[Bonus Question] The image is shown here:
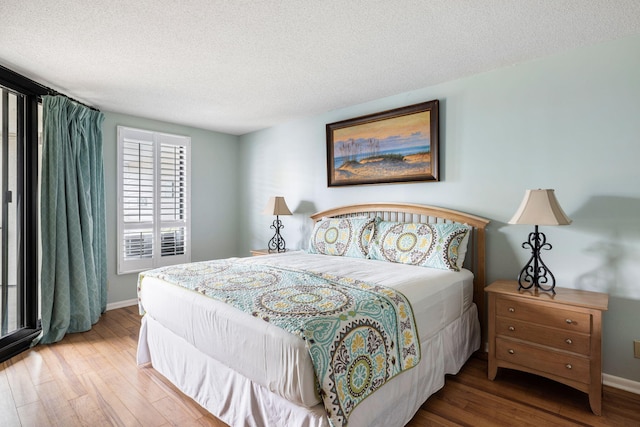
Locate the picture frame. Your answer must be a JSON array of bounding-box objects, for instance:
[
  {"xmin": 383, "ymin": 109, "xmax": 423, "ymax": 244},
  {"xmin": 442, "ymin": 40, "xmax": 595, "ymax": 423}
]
[{"xmin": 326, "ymin": 100, "xmax": 439, "ymax": 187}]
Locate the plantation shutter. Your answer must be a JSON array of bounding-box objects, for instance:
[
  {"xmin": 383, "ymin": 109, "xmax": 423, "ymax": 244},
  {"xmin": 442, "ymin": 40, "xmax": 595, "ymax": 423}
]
[
  {"xmin": 117, "ymin": 127, "xmax": 191, "ymax": 274},
  {"xmin": 159, "ymin": 138, "xmax": 187, "ymax": 258}
]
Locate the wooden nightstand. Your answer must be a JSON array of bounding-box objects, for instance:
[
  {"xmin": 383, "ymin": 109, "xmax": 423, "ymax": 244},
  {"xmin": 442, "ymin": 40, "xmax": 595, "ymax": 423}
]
[
  {"xmin": 486, "ymin": 280, "xmax": 608, "ymax": 415},
  {"xmin": 250, "ymin": 249, "xmax": 270, "ymax": 256},
  {"xmin": 250, "ymin": 249, "xmax": 289, "ymax": 256}
]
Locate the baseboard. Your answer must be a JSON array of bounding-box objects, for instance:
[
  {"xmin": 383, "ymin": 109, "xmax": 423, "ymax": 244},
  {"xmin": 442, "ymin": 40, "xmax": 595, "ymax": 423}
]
[
  {"xmin": 603, "ymin": 373, "xmax": 640, "ymax": 395},
  {"xmin": 106, "ymin": 298, "xmax": 138, "ymax": 311}
]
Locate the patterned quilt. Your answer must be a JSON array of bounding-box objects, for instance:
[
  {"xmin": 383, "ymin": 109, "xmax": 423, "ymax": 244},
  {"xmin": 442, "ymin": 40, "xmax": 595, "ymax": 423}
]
[{"xmin": 138, "ymin": 259, "xmax": 421, "ymax": 426}]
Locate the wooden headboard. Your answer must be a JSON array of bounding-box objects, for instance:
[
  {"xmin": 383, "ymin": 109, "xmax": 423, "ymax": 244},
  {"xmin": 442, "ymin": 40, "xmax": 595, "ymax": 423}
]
[{"xmin": 310, "ymin": 202, "xmax": 490, "ymax": 340}]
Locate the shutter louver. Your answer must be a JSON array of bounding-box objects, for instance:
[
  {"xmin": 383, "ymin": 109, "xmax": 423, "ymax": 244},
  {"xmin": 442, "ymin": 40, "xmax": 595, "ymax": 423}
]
[
  {"xmin": 160, "ymin": 143, "xmax": 187, "ymax": 257},
  {"xmin": 123, "ymin": 230, "xmax": 153, "ymax": 259},
  {"xmin": 160, "ymin": 228, "xmax": 185, "ymax": 256},
  {"xmin": 122, "ymin": 140, "xmax": 154, "ymax": 224},
  {"xmin": 160, "ymin": 144, "xmax": 186, "ymax": 222}
]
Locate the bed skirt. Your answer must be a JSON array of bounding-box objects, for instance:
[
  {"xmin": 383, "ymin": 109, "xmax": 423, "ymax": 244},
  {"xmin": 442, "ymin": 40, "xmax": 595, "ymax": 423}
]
[{"xmin": 137, "ymin": 303, "xmax": 480, "ymax": 427}]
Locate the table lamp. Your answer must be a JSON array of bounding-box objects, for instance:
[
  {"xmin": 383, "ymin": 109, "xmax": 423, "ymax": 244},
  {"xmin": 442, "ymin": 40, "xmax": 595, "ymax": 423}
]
[
  {"xmin": 508, "ymin": 189, "xmax": 572, "ymax": 293},
  {"xmin": 263, "ymin": 196, "xmax": 292, "ymax": 253}
]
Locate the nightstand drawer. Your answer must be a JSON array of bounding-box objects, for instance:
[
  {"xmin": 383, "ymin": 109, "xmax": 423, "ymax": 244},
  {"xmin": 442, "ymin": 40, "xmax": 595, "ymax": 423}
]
[
  {"xmin": 496, "ymin": 317, "xmax": 591, "ymax": 355},
  {"xmin": 496, "ymin": 337, "xmax": 590, "ymax": 383},
  {"xmin": 496, "ymin": 296, "xmax": 591, "ymax": 333}
]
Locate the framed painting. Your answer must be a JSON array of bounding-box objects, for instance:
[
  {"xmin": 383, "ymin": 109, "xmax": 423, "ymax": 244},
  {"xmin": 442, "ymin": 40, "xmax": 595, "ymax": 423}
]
[{"xmin": 326, "ymin": 100, "xmax": 439, "ymax": 187}]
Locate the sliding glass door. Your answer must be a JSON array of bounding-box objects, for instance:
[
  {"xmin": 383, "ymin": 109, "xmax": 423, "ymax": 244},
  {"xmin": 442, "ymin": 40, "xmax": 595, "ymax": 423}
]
[
  {"xmin": 0, "ymin": 89, "xmax": 20, "ymax": 338},
  {"xmin": 0, "ymin": 67, "xmax": 42, "ymax": 362}
]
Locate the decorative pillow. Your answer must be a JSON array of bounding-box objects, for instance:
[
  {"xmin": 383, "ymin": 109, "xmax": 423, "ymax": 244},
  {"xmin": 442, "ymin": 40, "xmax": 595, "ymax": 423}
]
[
  {"xmin": 456, "ymin": 230, "xmax": 471, "ymax": 270},
  {"xmin": 368, "ymin": 221, "xmax": 471, "ymax": 271},
  {"xmin": 307, "ymin": 216, "xmax": 377, "ymax": 258}
]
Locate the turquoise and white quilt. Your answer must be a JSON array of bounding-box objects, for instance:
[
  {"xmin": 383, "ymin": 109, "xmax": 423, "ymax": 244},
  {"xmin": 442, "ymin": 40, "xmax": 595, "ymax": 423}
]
[{"xmin": 138, "ymin": 260, "xmax": 421, "ymax": 427}]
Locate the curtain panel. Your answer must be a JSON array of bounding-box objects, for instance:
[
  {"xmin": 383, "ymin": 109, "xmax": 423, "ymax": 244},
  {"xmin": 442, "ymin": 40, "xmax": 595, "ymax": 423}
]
[{"xmin": 39, "ymin": 95, "xmax": 106, "ymax": 344}]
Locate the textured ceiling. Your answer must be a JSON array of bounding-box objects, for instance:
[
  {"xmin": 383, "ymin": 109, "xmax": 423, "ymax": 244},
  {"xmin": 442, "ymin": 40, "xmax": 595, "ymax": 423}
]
[{"xmin": 2, "ymin": 1, "xmax": 640, "ymax": 135}]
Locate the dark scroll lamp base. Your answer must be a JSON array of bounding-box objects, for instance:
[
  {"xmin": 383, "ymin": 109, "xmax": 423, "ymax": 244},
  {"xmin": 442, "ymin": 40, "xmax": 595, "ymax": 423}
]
[
  {"xmin": 268, "ymin": 215, "xmax": 287, "ymax": 253},
  {"xmin": 517, "ymin": 225, "xmax": 556, "ymax": 294}
]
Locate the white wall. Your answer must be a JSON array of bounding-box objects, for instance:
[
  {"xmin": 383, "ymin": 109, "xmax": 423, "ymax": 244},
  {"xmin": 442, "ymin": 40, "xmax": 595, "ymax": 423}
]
[
  {"xmin": 102, "ymin": 112, "xmax": 240, "ymax": 304},
  {"xmin": 239, "ymin": 35, "xmax": 640, "ymax": 382}
]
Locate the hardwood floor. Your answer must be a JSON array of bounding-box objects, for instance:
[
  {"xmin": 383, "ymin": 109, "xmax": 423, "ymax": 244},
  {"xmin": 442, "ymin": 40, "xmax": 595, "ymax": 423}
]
[
  {"xmin": 413, "ymin": 358, "xmax": 640, "ymax": 427},
  {"xmin": 1, "ymin": 306, "xmax": 227, "ymax": 427},
  {"xmin": 1, "ymin": 306, "xmax": 639, "ymax": 426}
]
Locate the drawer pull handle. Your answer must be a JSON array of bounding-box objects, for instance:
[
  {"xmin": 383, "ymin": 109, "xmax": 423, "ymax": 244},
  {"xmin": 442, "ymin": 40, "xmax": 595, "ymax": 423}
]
[
  {"xmin": 566, "ymin": 363, "xmax": 572, "ymax": 369},
  {"xmin": 508, "ymin": 326, "xmax": 515, "ymax": 332},
  {"xmin": 508, "ymin": 349, "xmax": 515, "ymax": 355},
  {"xmin": 565, "ymin": 319, "xmax": 573, "ymax": 324},
  {"xmin": 508, "ymin": 307, "xmax": 515, "ymax": 313},
  {"xmin": 565, "ymin": 338, "xmax": 573, "ymax": 345}
]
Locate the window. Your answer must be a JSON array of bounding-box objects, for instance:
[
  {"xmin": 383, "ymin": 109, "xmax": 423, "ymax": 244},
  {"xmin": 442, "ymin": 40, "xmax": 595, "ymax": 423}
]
[{"xmin": 117, "ymin": 126, "xmax": 191, "ymax": 274}]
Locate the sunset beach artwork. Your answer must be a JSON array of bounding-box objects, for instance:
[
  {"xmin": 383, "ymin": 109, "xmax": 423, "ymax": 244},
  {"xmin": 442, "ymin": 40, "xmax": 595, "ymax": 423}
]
[{"xmin": 326, "ymin": 100, "xmax": 439, "ymax": 186}]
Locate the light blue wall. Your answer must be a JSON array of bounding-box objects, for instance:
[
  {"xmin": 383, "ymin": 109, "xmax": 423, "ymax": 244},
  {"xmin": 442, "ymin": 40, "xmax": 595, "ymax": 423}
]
[
  {"xmin": 239, "ymin": 35, "xmax": 640, "ymax": 381},
  {"xmin": 102, "ymin": 112, "xmax": 240, "ymax": 304}
]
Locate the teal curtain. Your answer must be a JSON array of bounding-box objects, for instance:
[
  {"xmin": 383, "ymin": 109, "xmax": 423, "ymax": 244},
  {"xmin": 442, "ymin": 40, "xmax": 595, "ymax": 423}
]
[{"xmin": 39, "ymin": 95, "xmax": 106, "ymax": 344}]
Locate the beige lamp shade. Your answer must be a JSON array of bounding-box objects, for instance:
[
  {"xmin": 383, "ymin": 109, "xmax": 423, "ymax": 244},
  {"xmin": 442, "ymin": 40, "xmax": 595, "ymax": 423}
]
[
  {"xmin": 508, "ymin": 189, "xmax": 572, "ymax": 226},
  {"xmin": 263, "ymin": 196, "xmax": 292, "ymax": 216}
]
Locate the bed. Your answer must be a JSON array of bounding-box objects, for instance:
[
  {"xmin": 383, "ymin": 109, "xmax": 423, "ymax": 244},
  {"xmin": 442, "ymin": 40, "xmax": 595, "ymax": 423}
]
[{"xmin": 137, "ymin": 202, "xmax": 490, "ymax": 426}]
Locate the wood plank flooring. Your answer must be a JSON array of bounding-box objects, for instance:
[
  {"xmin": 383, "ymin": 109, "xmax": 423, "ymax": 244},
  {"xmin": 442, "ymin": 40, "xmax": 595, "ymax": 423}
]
[
  {"xmin": 1, "ymin": 306, "xmax": 638, "ymax": 426},
  {"xmin": 414, "ymin": 358, "xmax": 640, "ymax": 427}
]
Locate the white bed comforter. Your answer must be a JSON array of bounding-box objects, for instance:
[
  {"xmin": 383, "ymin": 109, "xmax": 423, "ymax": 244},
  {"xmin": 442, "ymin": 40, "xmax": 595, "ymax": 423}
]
[{"xmin": 137, "ymin": 251, "xmax": 474, "ymax": 408}]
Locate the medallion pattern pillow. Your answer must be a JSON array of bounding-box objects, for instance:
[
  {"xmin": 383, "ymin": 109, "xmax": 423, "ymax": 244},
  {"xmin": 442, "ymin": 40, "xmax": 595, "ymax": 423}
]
[
  {"xmin": 308, "ymin": 217, "xmax": 376, "ymax": 258},
  {"xmin": 368, "ymin": 221, "xmax": 471, "ymax": 271}
]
